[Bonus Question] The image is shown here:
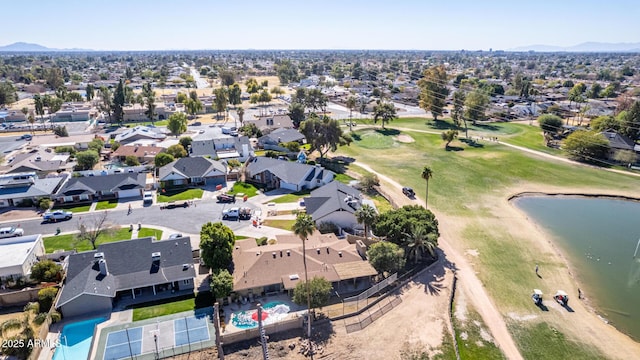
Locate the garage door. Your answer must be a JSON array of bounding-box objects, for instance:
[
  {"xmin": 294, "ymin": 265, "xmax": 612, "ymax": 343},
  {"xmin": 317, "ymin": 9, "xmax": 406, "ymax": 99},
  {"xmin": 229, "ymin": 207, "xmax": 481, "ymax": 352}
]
[{"xmin": 117, "ymin": 189, "xmax": 142, "ymax": 198}]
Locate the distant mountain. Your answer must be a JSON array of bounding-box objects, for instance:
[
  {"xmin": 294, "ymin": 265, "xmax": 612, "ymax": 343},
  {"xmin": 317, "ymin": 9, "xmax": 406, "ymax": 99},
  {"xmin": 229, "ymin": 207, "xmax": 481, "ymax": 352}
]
[
  {"xmin": 0, "ymin": 42, "xmax": 92, "ymax": 52},
  {"xmin": 509, "ymin": 42, "xmax": 640, "ymax": 53}
]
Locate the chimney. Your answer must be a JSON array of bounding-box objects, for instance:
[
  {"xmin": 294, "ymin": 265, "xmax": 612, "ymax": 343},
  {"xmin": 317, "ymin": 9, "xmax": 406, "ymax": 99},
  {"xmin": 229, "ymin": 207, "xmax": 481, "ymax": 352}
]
[{"xmin": 98, "ymin": 259, "xmax": 109, "ymax": 276}]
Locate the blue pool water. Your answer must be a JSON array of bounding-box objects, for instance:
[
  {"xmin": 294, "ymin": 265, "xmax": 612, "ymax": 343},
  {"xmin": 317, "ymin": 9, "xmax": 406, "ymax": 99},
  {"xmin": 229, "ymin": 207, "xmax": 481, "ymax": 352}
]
[
  {"xmin": 53, "ymin": 317, "xmax": 106, "ymax": 360},
  {"xmin": 230, "ymin": 301, "xmax": 291, "ymax": 329}
]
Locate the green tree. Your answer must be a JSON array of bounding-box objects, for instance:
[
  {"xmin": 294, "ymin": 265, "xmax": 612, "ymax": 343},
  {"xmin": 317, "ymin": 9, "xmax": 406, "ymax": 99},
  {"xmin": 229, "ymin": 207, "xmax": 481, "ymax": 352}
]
[
  {"xmin": 418, "ymin": 65, "xmax": 449, "ymax": 120},
  {"xmin": 213, "ymin": 87, "xmax": 228, "ymax": 119},
  {"xmin": 199, "ymin": 222, "xmax": 235, "ymax": 271},
  {"xmin": 292, "ymin": 213, "xmax": 316, "ymax": 340},
  {"xmin": 464, "ymin": 90, "xmax": 490, "ymax": 125},
  {"xmin": 228, "ymin": 83, "xmax": 242, "ymax": 107},
  {"xmin": 374, "ymin": 205, "xmax": 439, "ymax": 246},
  {"xmin": 537, "ymin": 114, "xmax": 563, "ymax": 134},
  {"xmin": 88, "ymin": 138, "xmax": 104, "ymax": 152},
  {"xmin": 372, "ymin": 102, "xmax": 397, "ymax": 129},
  {"xmin": 184, "ymin": 98, "xmax": 203, "ymax": 117},
  {"xmin": 440, "ymin": 130, "xmax": 458, "ymax": 149},
  {"xmin": 30, "ymin": 260, "xmax": 63, "ymax": 283},
  {"xmin": 167, "ymin": 112, "xmax": 188, "ymax": 138},
  {"xmin": 619, "ymin": 101, "xmax": 640, "ymax": 141},
  {"xmin": 359, "ymin": 173, "xmax": 379, "ymax": 193},
  {"xmin": 219, "ymin": 71, "xmax": 235, "ymax": 87},
  {"xmin": 563, "ymin": 130, "xmax": 609, "ymax": 162},
  {"xmin": 179, "ymin": 136, "xmax": 192, "ymax": 150},
  {"xmin": 0, "ymin": 81, "xmax": 17, "ymax": 106},
  {"xmin": 288, "ymin": 102, "xmax": 306, "ymax": 128},
  {"xmin": 85, "ymin": 84, "xmax": 95, "ymax": 101},
  {"xmin": 613, "ymin": 150, "xmax": 638, "ymax": 167},
  {"xmin": 113, "ymin": 79, "xmax": 126, "ymax": 124},
  {"xmin": 277, "ymin": 60, "xmax": 299, "ymax": 84},
  {"xmin": 568, "ymin": 83, "xmax": 586, "ymax": 108},
  {"xmin": 53, "ymin": 126, "xmax": 69, "ymax": 137},
  {"xmin": 142, "ymin": 82, "xmax": 156, "ymax": 123},
  {"xmin": 404, "ymin": 224, "xmax": 438, "ymax": 264},
  {"xmin": 239, "ymin": 123, "xmax": 262, "ymax": 138},
  {"xmin": 245, "ymin": 78, "xmax": 260, "ymax": 94},
  {"xmin": 98, "ymin": 87, "xmax": 114, "ymax": 123},
  {"xmin": 124, "ymin": 155, "xmax": 140, "ymax": 166},
  {"xmin": 345, "ymin": 95, "xmax": 357, "ymax": 131},
  {"xmin": 75, "ymin": 150, "xmax": 99, "ymax": 170},
  {"xmin": 210, "ymin": 269, "xmax": 234, "ymax": 300},
  {"xmin": 176, "ymin": 92, "xmax": 188, "ymax": 104},
  {"xmin": 237, "ymin": 106, "xmax": 245, "ymax": 126},
  {"xmin": 452, "ymin": 90, "xmax": 466, "ymax": 131},
  {"xmin": 33, "ymin": 94, "xmax": 45, "ymax": 122},
  {"xmin": 270, "ymin": 86, "xmax": 284, "ymax": 99},
  {"xmin": 299, "ymin": 115, "xmax": 352, "ymax": 160},
  {"xmin": 590, "ymin": 115, "xmax": 619, "ymax": 133},
  {"xmin": 421, "ymin": 166, "xmax": 433, "ymax": 209},
  {"xmin": 166, "ymin": 144, "xmax": 187, "ymax": 158},
  {"xmin": 281, "ymin": 141, "xmax": 300, "ymax": 152},
  {"xmin": 292, "ymin": 277, "xmax": 332, "ymax": 311},
  {"xmin": 355, "ymin": 204, "xmax": 377, "ymax": 240},
  {"xmin": 587, "ymin": 83, "xmax": 602, "ymax": 99},
  {"xmin": 37, "ymin": 287, "xmax": 59, "ymax": 312},
  {"xmin": 367, "ymin": 241, "xmax": 405, "ymax": 276},
  {"xmin": 154, "ymin": 153, "xmax": 175, "ymax": 168}
]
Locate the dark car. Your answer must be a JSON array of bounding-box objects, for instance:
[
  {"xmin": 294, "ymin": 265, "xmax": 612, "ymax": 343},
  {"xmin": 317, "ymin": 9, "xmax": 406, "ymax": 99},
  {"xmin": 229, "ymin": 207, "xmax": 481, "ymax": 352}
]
[
  {"xmin": 216, "ymin": 194, "xmax": 236, "ymax": 203},
  {"xmin": 402, "ymin": 187, "xmax": 415, "ymax": 197}
]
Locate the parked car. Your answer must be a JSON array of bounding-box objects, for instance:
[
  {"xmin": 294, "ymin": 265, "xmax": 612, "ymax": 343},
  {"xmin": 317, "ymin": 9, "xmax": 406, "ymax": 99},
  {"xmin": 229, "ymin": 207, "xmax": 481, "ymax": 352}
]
[
  {"xmin": 168, "ymin": 233, "xmax": 183, "ymax": 239},
  {"xmin": 143, "ymin": 191, "xmax": 154, "ymax": 204},
  {"xmin": 20, "ymin": 134, "xmax": 32, "ymax": 140},
  {"xmin": 216, "ymin": 194, "xmax": 236, "ymax": 203},
  {"xmin": 402, "ymin": 187, "xmax": 415, "ymax": 197},
  {"xmin": 43, "ymin": 210, "xmax": 73, "ymax": 222},
  {"xmin": 165, "ymin": 201, "xmax": 189, "ymax": 209},
  {"xmin": 238, "ymin": 207, "xmax": 252, "ymax": 220},
  {"xmin": 222, "ymin": 207, "xmax": 240, "ymax": 220},
  {"xmin": 0, "ymin": 226, "xmax": 24, "ymax": 238}
]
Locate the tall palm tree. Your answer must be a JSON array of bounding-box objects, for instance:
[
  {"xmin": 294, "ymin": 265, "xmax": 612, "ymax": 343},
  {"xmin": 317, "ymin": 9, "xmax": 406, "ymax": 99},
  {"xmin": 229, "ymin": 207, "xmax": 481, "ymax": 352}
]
[
  {"xmin": 237, "ymin": 106, "xmax": 245, "ymax": 127},
  {"xmin": 404, "ymin": 224, "xmax": 437, "ymax": 264},
  {"xmin": 346, "ymin": 96, "xmax": 357, "ymax": 132},
  {"xmin": 355, "ymin": 204, "xmax": 377, "ymax": 240},
  {"xmin": 421, "ymin": 166, "xmax": 433, "ymax": 209},
  {"xmin": 292, "ymin": 213, "xmax": 316, "ymax": 341}
]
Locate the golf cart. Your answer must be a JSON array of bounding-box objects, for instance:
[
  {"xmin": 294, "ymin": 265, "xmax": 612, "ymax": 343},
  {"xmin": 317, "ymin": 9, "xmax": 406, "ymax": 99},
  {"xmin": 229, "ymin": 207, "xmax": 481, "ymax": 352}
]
[
  {"xmin": 532, "ymin": 289, "xmax": 543, "ymax": 305},
  {"xmin": 554, "ymin": 290, "xmax": 569, "ymax": 306}
]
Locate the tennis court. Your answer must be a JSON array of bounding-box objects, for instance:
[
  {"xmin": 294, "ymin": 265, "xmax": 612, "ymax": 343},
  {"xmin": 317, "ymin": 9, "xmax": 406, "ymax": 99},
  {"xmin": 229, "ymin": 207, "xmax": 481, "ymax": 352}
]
[{"xmin": 100, "ymin": 312, "xmax": 212, "ymax": 360}]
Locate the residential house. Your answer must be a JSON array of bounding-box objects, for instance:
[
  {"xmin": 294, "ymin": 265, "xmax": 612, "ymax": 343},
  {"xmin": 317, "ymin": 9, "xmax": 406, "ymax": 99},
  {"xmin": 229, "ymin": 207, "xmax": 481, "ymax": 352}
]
[
  {"xmin": 114, "ymin": 126, "xmax": 167, "ymax": 144},
  {"xmin": 2, "ymin": 150, "xmax": 75, "ymax": 177},
  {"xmin": 257, "ymin": 128, "xmax": 306, "ymax": 150},
  {"xmin": 158, "ymin": 157, "xmax": 226, "ymax": 188},
  {"xmin": 601, "ymin": 130, "xmax": 638, "ymax": 162},
  {"xmin": 0, "ymin": 235, "xmax": 45, "ymax": 281},
  {"xmin": 122, "ymin": 103, "xmax": 172, "ymax": 122},
  {"xmin": 0, "ymin": 172, "xmax": 66, "ymax": 207},
  {"xmin": 245, "ymin": 156, "xmax": 334, "ymax": 191},
  {"xmin": 249, "ymin": 114, "xmax": 294, "ymax": 132},
  {"xmin": 56, "ymin": 237, "xmax": 196, "ymax": 317},
  {"xmin": 111, "ymin": 144, "xmax": 164, "ymax": 164},
  {"xmin": 55, "ymin": 172, "xmax": 146, "ymax": 204},
  {"xmin": 304, "ymin": 181, "xmax": 375, "ymax": 231},
  {"xmin": 231, "ymin": 231, "xmax": 376, "ymax": 298},
  {"xmin": 190, "ymin": 135, "xmax": 253, "ymax": 162}
]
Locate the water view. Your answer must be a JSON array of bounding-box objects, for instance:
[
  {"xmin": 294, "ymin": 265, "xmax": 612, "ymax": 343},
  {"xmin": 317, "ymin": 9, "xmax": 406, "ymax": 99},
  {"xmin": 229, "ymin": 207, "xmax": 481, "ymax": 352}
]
[{"xmin": 513, "ymin": 196, "xmax": 640, "ymax": 340}]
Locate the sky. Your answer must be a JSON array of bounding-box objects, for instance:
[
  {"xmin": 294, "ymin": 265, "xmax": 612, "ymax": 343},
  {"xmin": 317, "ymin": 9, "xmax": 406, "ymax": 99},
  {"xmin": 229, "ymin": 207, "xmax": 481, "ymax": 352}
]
[{"xmin": 3, "ymin": 0, "xmax": 640, "ymax": 51}]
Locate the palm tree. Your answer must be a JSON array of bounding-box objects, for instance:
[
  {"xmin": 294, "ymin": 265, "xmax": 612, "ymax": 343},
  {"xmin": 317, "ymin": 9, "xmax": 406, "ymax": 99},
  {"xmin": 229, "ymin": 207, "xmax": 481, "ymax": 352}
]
[
  {"xmin": 346, "ymin": 96, "xmax": 357, "ymax": 132},
  {"xmin": 404, "ymin": 224, "xmax": 437, "ymax": 264},
  {"xmin": 237, "ymin": 106, "xmax": 245, "ymax": 127},
  {"xmin": 292, "ymin": 213, "xmax": 316, "ymax": 341},
  {"xmin": 421, "ymin": 166, "xmax": 433, "ymax": 209},
  {"xmin": 355, "ymin": 204, "xmax": 377, "ymax": 240}
]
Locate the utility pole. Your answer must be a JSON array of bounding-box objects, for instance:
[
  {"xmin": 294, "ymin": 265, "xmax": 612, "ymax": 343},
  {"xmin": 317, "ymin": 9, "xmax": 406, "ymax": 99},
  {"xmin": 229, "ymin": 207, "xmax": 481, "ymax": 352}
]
[{"xmin": 214, "ymin": 302, "xmax": 225, "ymax": 360}]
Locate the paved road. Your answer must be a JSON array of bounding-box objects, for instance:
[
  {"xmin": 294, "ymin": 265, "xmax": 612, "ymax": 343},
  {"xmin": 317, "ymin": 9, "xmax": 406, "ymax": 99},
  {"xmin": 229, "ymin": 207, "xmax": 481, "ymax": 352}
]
[{"xmin": 0, "ymin": 135, "xmax": 27, "ymax": 154}]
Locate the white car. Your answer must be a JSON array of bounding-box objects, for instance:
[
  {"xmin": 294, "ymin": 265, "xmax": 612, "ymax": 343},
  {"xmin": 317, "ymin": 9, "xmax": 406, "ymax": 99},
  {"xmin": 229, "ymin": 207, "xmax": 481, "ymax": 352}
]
[
  {"xmin": 143, "ymin": 191, "xmax": 154, "ymax": 204},
  {"xmin": 0, "ymin": 226, "xmax": 24, "ymax": 238},
  {"xmin": 43, "ymin": 210, "xmax": 73, "ymax": 222}
]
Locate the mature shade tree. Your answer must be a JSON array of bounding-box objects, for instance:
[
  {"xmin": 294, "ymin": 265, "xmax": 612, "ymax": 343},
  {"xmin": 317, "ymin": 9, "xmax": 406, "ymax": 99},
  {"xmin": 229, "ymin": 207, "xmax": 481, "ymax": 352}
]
[
  {"xmin": 154, "ymin": 152, "xmax": 175, "ymax": 168},
  {"xmin": 372, "ymin": 101, "xmax": 397, "ymax": 129},
  {"xmin": 184, "ymin": 98, "xmax": 203, "ymax": 117},
  {"xmin": 441, "ymin": 130, "xmax": 458, "ymax": 149},
  {"xmin": 245, "ymin": 78, "xmax": 260, "ymax": 94},
  {"xmin": 142, "ymin": 82, "xmax": 156, "ymax": 123},
  {"xmin": 33, "ymin": 94, "xmax": 45, "ymax": 122},
  {"xmin": 98, "ymin": 87, "xmax": 114, "ymax": 123},
  {"xmin": 563, "ymin": 130, "xmax": 609, "ymax": 162},
  {"xmin": 568, "ymin": 83, "xmax": 586, "ymax": 108},
  {"xmin": 88, "ymin": 138, "xmax": 104, "ymax": 152},
  {"xmin": 236, "ymin": 106, "xmax": 245, "ymax": 126},
  {"xmin": 421, "ymin": 166, "xmax": 433, "ymax": 209},
  {"xmin": 166, "ymin": 144, "xmax": 187, "ymax": 158},
  {"xmin": 219, "ymin": 71, "xmax": 235, "ymax": 87},
  {"xmin": 292, "ymin": 213, "xmax": 316, "ymax": 340},
  {"xmin": 451, "ymin": 90, "xmax": 466, "ymax": 130},
  {"xmin": 270, "ymin": 86, "xmax": 284, "ymax": 99},
  {"xmin": 587, "ymin": 83, "xmax": 602, "ymax": 99},
  {"xmin": 167, "ymin": 112, "xmax": 188, "ymax": 138},
  {"xmin": 367, "ymin": 241, "xmax": 405, "ymax": 276},
  {"xmin": 30, "ymin": 260, "xmax": 63, "ymax": 283},
  {"xmin": 537, "ymin": 114, "xmax": 563, "ymax": 134},
  {"xmin": 124, "ymin": 156, "xmax": 140, "ymax": 166},
  {"xmin": 292, "ymin": 277, "xmax": 332, "ymax": 311},
  {"xmin": 239, "ymin": 123, "xmax": 262, "ymax": 138},
  {"xmin": 289, "ymin": 102, "xmax": 306, "ymax": 128},
  {"xmin": 210, "ymin": 269, "xmax": 234, "ymax": 300},
  {"xmin": 418, "ymin": 65, "xmax": 449, "ymax": 120},
  {"xmin": 276, "ymin": 60, "xmax": 299, "ymax": 85},
  {"xmin": 358, "ymin": 173, "xmax": 379, "ymax": 193},
  {"xmin": 258, "ymin": 89, "xmax": 273, "ymax": 111},
  {"xmin": 619, "ymin": 101, "xmax": 640, "ymax": 141},
  {"xmin": 345, "ymin": 95, "xmax": 357, "ymax": 131},
  {"xmin": 38, "ymin": 287, "xmax": 59, "ymax": 313},
  {"xmin": 199, "ymin": 222, "xmax": 235, "ymax": 271},
  {"xmin": 66, "ymin": 92, "xmax": 84, "ymax": 102},
  {"xmin": 374, "ymin": 205, "xmax": 439, "ymax": 246},
  {"xmin": 404, "ymin": 224, "xmax": 438, "ymax": 264},
  {"xmin": 590, "ymin": 115, "xmax": 620, "ymax": 133},
  {"xmin": 75, "ymin": 150, "xmax": 99, "ymax": 170},
  {"xmin": 176, "ymin": 92, "xmax": 188, "ymax": 104},
  {"xmin": 464, "ymin": 90, "xmax": 490, "ymax": 125},
  {"xmin": 53, "ymin": 125, "xmax": 69, "ymax": 137},
  {"xmin": 113, "ymin": 79, "xmax": 126, "ymax": 124},
  {"xmin": 228, "ymin": 83, "xmax": 242, "ymax": 107},
  {"xmin": 0, "ymin": 81, "xmax": 18, "ymax": 106},
  {"xmin": 179, "ymin": 136, "xmax": 192, "ymax": 150},
  {"xmin": 299, "ymin": 115, "xmax": 352, "ymax": 160},
  {"xmin": 76, "ymin": 211, "xmax": 113, "ymax": 249},
  {"xmin": 355, "ymin": 204, "xmax": 377, "ymax": 240},
  {"xmin": 85, "ymin": 84, "xmax": 95, "ymax": 101},
  {"xmin": 305, "ymin": 88, "xmax": 327, "ymax": 113},
  {"xmin": 213, "ymin": 87, "xmax": 228, "ymax": 119},
  {"xmin": 45, "ymin": 67, "xmax": 64, "ymax": 90},
  {"xmin": 613, "ymin": 150, "xmax": 638, "ymax": 167}
]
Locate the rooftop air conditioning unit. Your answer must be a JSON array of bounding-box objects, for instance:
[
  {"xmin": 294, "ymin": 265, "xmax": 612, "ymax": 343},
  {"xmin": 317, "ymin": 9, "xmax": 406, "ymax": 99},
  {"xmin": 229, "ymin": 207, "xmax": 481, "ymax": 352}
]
[
  {"xmin": 151, "ymin": 252, "xmax": 161, "ymax": 261},
  {"xmin": 289, "ymin": 274, "xmax": 299, "ymax": 280}
]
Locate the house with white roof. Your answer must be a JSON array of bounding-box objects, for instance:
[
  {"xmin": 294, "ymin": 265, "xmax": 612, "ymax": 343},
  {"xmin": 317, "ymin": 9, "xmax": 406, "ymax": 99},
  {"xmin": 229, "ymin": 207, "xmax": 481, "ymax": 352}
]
[{"xmin": 0, "ymin": 235, "xmax": 45, "ymax": 281}]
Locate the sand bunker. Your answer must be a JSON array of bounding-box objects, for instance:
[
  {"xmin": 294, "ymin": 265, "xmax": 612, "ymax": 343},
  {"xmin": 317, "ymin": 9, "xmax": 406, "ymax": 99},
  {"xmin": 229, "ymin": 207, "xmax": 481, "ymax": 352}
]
[{"xmin": 395, "ymin": 134, "xmax": 415, "ymax": 143}]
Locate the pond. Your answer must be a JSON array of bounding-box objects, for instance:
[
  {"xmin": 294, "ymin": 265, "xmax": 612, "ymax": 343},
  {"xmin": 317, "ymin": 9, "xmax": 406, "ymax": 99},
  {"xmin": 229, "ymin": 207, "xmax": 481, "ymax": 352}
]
[{"xmin": 513, "ymin": 196, "xmax": 640, "ymax": 340}]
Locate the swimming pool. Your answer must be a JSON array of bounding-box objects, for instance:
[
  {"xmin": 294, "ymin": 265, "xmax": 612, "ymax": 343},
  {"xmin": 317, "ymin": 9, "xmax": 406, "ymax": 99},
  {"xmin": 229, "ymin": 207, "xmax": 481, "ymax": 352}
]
[
  {"xmin": 230, "ymin": 301, "xmax": 291, "ymax": 329},
  {"xmin": 53, "ymin": 317, "xmax": 106, "ymax": 360}
]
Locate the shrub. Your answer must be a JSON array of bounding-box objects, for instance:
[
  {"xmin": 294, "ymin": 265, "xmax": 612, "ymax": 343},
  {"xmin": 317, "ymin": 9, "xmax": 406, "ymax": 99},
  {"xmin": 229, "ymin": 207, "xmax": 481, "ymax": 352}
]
[
  {"xmin": 39, "ymin": 198, "xmax": 52, "ymax": 211},
  {"xmin": 50, "ymin": 311, "xmax": 61, "ymax": 323},
  {"xmin": 53, "ymin": 125, "xmax": 68, "ymax": 137},
  {"xmin": 124, "ymin": 155, "xmax": 140, "ymax": 166},
  {"xmin": 24, "ymin": 302, "xmax": 39, "ymax": 314},
  {"xmin": 17, "ymin": 198, "xmax": 34, "ymax": 207},
  {"xmin": 55, "ymin": 145, "xmax": 76, "ymax": 155},
  {"xmin": 37, "ymin": 287, "xmax": 58, "ymax": 313},
  {"xmin": 257, "ymin": 237, "xmax": 268, "ymax": 246},
  {"xmin": 267, "ymin": 238, "xmax": 277, "ymax": 245},
  {"xmin": 33, "ymin": 313, "xmax": 48, "ymax": 325},
  {"xmin": 31, "ymin": 260, "xmax": 63, "ymax": 283}
]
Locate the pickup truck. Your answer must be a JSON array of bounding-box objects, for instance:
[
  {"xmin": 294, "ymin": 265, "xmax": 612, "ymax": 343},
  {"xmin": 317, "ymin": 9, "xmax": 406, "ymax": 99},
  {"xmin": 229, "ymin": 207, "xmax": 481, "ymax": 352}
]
[
  {"xmin": 217, "ymin": 194, "xmax": 236, "ymax": 203},
  {"xmin": 222, "ymin": 207, "xmax": 240, "ymax": 220}
]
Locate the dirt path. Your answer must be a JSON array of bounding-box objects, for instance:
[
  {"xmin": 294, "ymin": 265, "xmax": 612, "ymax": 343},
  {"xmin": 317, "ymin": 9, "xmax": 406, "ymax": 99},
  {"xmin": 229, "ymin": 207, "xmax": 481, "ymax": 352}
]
[{"xmin": 355, "ymin": 162, "xmax": 524, "ymax": 360}]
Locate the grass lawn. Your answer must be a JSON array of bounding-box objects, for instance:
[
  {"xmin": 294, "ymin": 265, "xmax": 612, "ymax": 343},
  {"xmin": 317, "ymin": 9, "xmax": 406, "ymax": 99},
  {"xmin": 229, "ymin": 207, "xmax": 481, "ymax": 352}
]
[
  {"xmin": 157, "ymin": 188, "xmax": 203, "ymax": 203},
  {"xmin": 367, "ymin": 192, "xmax": 393, "ymax": 214},
  {"xmin": 262, "ymin": 219, "xmax": 295, "ymax": 231},
  {"xmin": 95, "ymin": 199, "xmax": 118, "ymax": 210},
  {"xmin": 43, "ymin": 227, "xmax": 133, "ymax": 253},
  {"xmin": 334, "ymin": 173, "xmax": 355, "ymax": 184},
  {"xmin": 132, "ymin": 292, "xmax": 213, "ymax": 321},
  {"xmin": 52, "ymin": 204, "xmax": 91, "ymax": 213},
  {"xmin": 138, "ymin": 227, "xmax": 163, "ymax": 240},
  {"xmin": 334, "ymin": 126, "xmax": 640, "ymax": 357},
  {"xmin": 269, "ymin": 189, "xmax": 312, "ymax": 204},
  {"xmin": 452, "ymin": 302, "xmax": 506, "ymax": 360},
  {"xmin": 228, "ymin": 182, "xmax": 259, "ymax": 197}
]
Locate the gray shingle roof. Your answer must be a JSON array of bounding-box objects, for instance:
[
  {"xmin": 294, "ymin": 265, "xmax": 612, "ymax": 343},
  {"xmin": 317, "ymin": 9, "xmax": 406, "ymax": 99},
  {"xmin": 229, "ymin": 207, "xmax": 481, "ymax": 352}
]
[
  {"xmin": 58, "ymin": 173, "xmax": 146, "ymax": 196},
  {"xmin": 0, "ymin": 177, "xmax": 64, "ymax": 200},
  {"xmin": 304, "ymin": 182, "xmax": 362, "ymax": 220},
  {"xmin": 56, "ymin": 237, "xmax": 195, "ymax": 308},
  {"xmin": 246, "ymin": 157, "xmax": 334, "ymax": 185},
  {"xmin": 601, "ymin": 131, "xmax": 636, "ymax": 151},
  {"xmin": 258, "ymin": 128, "xmax": 305, "ymax": 145},
  {"xmin": 158, "ymin": 157, "xmax": 226, "ymax": 180}
]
